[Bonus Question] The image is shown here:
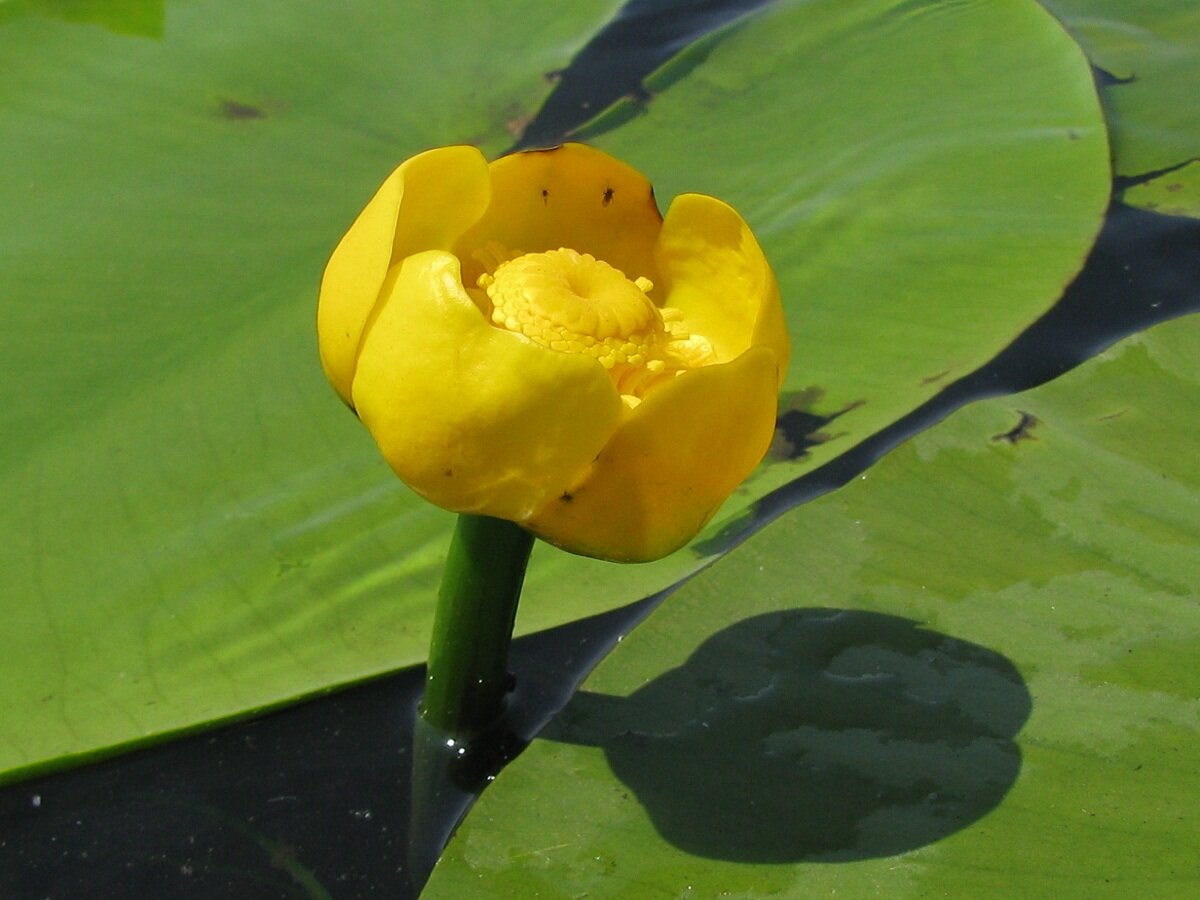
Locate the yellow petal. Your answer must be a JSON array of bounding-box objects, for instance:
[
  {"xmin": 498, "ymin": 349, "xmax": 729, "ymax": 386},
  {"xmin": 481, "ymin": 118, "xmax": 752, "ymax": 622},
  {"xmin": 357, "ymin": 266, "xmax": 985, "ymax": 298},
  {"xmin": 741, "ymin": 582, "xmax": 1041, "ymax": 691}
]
[
  {"xmin": 318, "ymin": 145, "xmax": 491, "ymax": 405},
  {"xmin": 351, "ymin": 250, "xmax": 623, "ymax": 521},
  {"xmin": 525, "ymin": 346, "xmax": 782, "ymax": 562},
  {"xmin": 454, "ymin": 143, "xmax": 663, "ymax": 289},
  {"xmin": 656, "ymin": 193, "xmax": 790, "ymax": 385}
]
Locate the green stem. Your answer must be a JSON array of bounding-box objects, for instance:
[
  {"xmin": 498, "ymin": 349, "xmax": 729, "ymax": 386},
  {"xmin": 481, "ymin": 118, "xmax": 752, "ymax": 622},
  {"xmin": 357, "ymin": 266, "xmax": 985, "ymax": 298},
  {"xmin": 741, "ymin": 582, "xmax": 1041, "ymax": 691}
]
[{"xmin": 420, "ymin": 514, "xmax": 534, "ymax": 737}]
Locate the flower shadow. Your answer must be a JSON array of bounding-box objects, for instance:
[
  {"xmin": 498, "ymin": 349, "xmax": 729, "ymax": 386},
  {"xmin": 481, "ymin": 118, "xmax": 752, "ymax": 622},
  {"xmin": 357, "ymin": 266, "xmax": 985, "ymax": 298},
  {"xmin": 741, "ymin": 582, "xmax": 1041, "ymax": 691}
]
[{"xmin": 543, "ymin": 607, "xmax": 1031, "ymax": 863}]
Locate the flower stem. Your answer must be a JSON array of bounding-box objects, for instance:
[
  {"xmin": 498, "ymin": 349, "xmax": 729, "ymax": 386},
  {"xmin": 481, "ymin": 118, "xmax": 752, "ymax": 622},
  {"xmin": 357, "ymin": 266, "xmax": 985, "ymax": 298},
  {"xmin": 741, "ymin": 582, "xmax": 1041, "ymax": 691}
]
[{"xmin": 420, "ymin": 514, "xmax": 534, "ymax": 737}]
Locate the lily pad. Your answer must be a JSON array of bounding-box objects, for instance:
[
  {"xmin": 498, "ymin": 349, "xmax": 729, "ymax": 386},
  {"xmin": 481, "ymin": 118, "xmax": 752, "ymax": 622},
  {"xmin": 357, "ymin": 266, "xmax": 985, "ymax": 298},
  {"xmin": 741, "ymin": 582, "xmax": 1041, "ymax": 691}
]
[
  {"xmin": 1042, "ymin": 0, "xmax": 1200, "ymax": 176},
  {"xmin": 0, "ymin": 0, "xmax": 1108, "ymax": 782},
  {"xmin": 1121, "ymin": 160, "xmax": 1200, "ymax": 218},
  {"xmin": 0, "ymin": 0, "xmax": 165, "ymax": 37},
  {"xmin": 427, "ymin": 312, "xmax": 1200, "ymax": 899}
]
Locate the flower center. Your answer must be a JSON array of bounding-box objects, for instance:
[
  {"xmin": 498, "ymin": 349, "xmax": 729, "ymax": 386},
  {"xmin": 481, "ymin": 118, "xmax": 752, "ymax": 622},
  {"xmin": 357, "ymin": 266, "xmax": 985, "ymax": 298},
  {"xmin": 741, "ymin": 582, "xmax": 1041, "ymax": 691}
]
[{"xmin": 478, "ymin": 247, "xmax": 714, "ymax": 402}]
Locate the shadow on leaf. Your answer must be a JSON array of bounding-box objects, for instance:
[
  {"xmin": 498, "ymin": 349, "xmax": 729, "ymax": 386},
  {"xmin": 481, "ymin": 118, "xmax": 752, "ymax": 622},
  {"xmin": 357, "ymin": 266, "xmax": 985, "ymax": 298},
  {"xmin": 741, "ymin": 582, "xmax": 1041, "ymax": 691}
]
[{"xmin": 544, "ymin": 607, "xmax": 1030, "ymax": 863}]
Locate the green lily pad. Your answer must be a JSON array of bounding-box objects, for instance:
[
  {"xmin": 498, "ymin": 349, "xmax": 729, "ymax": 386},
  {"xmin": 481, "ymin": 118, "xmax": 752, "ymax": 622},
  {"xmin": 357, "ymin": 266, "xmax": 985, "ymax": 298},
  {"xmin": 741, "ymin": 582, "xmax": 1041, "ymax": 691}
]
[
  {"xmin": 1121, "ymin": 160, "xmax": 1200, "ymax": 218},
  {"xmin": 1042, "ymin": 0, "xmax": 1200, "ymax": 176},
  {"xmin": 0, "ymin": 0, "xmax": 1108, "ymax": 783},
  {"xmin": 0, "ymin": 0, "xmax": 164, "ymax": 37},
  {"xmin": 427, "ymin": 312, "xmax": 1200, "ymax": 899}
]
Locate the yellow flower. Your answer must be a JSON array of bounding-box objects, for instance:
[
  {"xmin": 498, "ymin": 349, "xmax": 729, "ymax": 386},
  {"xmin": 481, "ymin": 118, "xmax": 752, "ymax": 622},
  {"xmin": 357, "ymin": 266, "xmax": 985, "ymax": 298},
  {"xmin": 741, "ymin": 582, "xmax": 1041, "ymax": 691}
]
[{"xmin": 318, "ymin": 144, "xmax": 789, "ymax": 563}]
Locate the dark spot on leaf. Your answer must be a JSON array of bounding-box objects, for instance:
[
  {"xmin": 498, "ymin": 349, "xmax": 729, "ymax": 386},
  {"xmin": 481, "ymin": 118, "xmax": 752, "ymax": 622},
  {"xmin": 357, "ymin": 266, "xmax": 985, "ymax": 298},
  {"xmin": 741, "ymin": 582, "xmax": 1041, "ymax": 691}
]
[
  {"xmin": 276, "ymin": 558, "xmax": 307, "ymax": 576},
  {"xmin": 991, "ymin": 411, "xmax": 1039, "ymax": 445},
  {"xmin": 1165, "ymin": 183, "xmax": 1184, "ymax": 193},
  {"xmin": 772, "ymin": 410, "xmax": 832, "ymax": 460},
  {"xmin": 603, "ymin": 186, "xmax": 615, "ymax": 207},
  {"xmin": 1093, "ymin": 65, "xmax": 1134, "ymax": 87},
  {"xmin": 1067, "ymin": 129, "xmax": 1079, "ymax": 141},
  {"xmin": 1097, "ymin": 407, "xmax": 1129, "ymax": 422},
  {"xmin": 218, "ymin": 98, "xmax": 265, "ymax": 120},
  {"xmin": 920, "ymin": 369, "xmax": 950, "ymax": 386},
  {"xmin": 769, "ymin": 388, "xmax": 861, "ymax": 461}
]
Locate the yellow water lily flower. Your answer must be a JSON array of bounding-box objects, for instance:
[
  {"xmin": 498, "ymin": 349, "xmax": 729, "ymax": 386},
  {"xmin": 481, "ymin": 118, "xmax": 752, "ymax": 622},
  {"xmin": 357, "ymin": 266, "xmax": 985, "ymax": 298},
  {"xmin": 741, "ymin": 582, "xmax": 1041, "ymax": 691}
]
[{"xmin": 318, "ymin": 144, "xmax": 789, "ymax": 562}]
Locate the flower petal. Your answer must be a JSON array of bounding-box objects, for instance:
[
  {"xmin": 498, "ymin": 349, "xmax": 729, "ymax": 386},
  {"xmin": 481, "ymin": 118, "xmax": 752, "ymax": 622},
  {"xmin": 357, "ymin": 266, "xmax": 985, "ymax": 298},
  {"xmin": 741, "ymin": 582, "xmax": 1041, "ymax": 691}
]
[
  {"xmin": 318, "ymin": 145, "xmax": 491, "ymax": 405},
  {"xmin": 454, "ymin": 143, "xmax": 663, "ymax": 289},
  {"xmin": 525, "ymin": 346, "xmax": 782, "ymax": 562},
  {"xmin": 352, "ymin": 250, "xmax": 623, "ymax": 521},
  {"xmin": 656, "ymin": 193, "xmax": 790, "ymax": 385}
]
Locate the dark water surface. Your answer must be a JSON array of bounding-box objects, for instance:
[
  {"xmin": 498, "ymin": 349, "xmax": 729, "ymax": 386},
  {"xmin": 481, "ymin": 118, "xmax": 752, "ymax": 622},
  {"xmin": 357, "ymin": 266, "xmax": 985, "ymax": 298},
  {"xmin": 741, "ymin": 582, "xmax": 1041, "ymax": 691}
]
[{"xmin": 4, "ymin": 0, "xmax": 1199, "ymax": 897}]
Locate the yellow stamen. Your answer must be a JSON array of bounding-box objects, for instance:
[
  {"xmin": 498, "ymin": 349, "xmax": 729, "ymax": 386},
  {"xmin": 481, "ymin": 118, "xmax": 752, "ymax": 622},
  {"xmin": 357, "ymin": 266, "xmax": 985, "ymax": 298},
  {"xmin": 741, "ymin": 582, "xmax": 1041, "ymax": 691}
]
[{"xmin": 478, "ymin": 247, "xmax": 715, "ymax": 398}]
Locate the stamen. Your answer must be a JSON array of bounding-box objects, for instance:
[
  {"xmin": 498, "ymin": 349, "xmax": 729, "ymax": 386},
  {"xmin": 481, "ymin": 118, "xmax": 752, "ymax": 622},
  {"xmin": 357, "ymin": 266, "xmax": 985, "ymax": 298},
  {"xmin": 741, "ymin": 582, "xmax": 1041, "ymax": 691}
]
[{"xmin": 478, "ymin": 247, "xmax": 715, "ymax": 399}]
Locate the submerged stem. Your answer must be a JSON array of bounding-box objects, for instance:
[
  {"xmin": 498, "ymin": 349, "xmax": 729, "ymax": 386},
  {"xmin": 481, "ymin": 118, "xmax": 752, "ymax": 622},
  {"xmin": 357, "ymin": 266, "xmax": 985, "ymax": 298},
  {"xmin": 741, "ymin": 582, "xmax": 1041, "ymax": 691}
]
[{"xmin": 420, "ymin": 514, "xmax": 534, "ymax": 737}]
